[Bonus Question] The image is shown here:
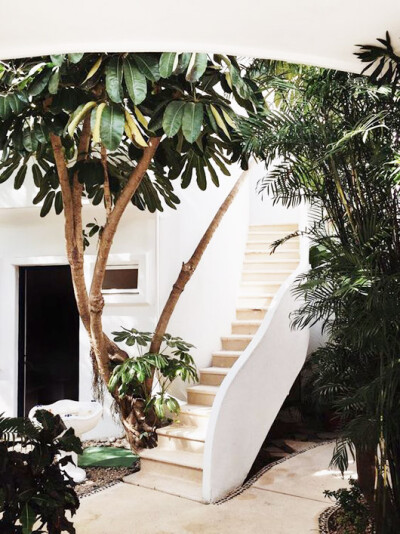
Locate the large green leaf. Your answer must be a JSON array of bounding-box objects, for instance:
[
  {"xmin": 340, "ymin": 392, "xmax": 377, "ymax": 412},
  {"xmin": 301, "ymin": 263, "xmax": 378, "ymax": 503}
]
[
  {"xmin": 196, "ymin": 159, "xmax": 207, "ymax": 190},
  {"xmin": 54, "ymin": 191, "xmax": 63, "ymax": 214},
  {"xmin": 133, "ymin": 54, "xmax": 160, "ymax": 82},
  {"xmin": 68, "ymin": 53, "xmax": 84, "ymax": 64},
  {"xmin": 32, "ymin": 163, "xmax": 42, "ymax": 187},
  {"xmin": 0, "ymin": 161, "xmax": 20, "ymax": 183},
  {"xmin": 8, "ymin": 93, "xmax": 25, "ymax": 115},
  {"xmin": 159, "ymin": 52, "xmax": 178, "ymax": 78},
  {"xmin": 14, "ymin": 164, "xmax": 27, "ymax": 189},
  {"xmin": 123, "ymin": 58, "xmax": 147, "ymax": 105},
  {"xmin": 100, "ymin": 103, "xmax": 125, "ymax": 151},
  {"xmin": 182, "ymin": 102, "xmax": 203, "ymax": 143},
  {"xmin": 0, "ymin": 96, "xmax": 11, "ymax": 119},
  {"xmin": 20, "ymin": 503, "xmax": 36, "ymax": 534},
  {"xmin": 186, "ymin": 53, "xmax": 208, "ymax": 83},
  {"xmin": 174, "ymin": 53, "xmax": 191, "ymax": 74},
  {"xmin": 50, "ymin": 54, "xmax": 65, "ymax": 66},
  {"xmin": 29, "ymin": 69, "xmax": 52, "ymax": 97},
  {"xmin": 162, "ymin": 101, "xmax": 186, "ymax": 138},
  {"xmin": 23, "ymin": 127, "xmax": 38, "ymax": 152},
  {"xmin": 40, "ymin": 191, "xmax": 55, "ymax": 217},
  {"xmin": 48, "ymin": 69, "xmax": 60, "ymax": 94},
  {"xmin": 105, "ymin": 56, "xmax": 123, "ymax": 103}
]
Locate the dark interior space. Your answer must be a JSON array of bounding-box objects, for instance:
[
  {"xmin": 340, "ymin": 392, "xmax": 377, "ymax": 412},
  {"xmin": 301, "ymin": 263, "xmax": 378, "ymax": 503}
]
[{"xmin": 18, "ymin": 265, "xmax": 79, "ymax": 416}]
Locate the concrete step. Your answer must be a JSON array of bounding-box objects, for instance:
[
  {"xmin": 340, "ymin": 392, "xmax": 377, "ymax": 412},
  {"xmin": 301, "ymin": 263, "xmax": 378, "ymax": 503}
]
[
  {"xmin": 236, "ymin": 306, "xmax": 268, "ymax": 320},
  {"xmin": 124, "ymin": 470, "xmax": 204, "ymax": 502},
  {"xmin": 212, "ymin": 350, "xmax": 241, "ymax": 367},
  {"xmin": 232, "ymin": 319, "xmax": 262, "ymax": 335},
  {"xmin": 240, "ymin": 281, "xmax": 282, "ymax": 295},
  {"xmin": 187, "ymin": 384, "xmax": 219, "ymax": 406},
  {"xmin": 242, "ymin": 269, "xmax": 292, "ymax": 282},
  {"xmin": 175, "ymin": 404, "xmax": 212, "ymax": 431},
  {"xmin": 129, "ymin": 448, "xmax": 203, "ymax": 485},
  {"xmin": 156, "ymin": 424, "xmax": 205, "ymax": 453},
  {"xmin": 245, "ymin": 249, "xmax": 299, "ymax": 260},
  {"xmin": 243, "ymin": 259, "xmax": 300, "ymax": 271},
  {"xmin": 237, "ymin": 294, "xmax": 275, "ymax": 308},
  {"xmin": 199, "ymin": 366, "xmax": 229, "ymax": 386},
  {"xmin": 221, "ymin": 334, "xmax": 253, "ymax": 351}
]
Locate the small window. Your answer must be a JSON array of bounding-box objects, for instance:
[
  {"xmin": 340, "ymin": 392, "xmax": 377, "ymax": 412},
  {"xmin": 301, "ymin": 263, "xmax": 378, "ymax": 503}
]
[{"xmin": 102, "ymin": 265, "xmax": 139, "ymax": 293}]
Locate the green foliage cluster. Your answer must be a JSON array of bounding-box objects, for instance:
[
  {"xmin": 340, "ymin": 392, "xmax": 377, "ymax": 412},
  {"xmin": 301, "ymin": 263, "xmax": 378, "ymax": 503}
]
[
  {"xmin": 242, "ymin": 55, "xmax": 400, "ymax": 531},
  {"xmin": 0, "ymin": 410, "xmax": 82, "ymax": 534},
  {"xmin": 325, "ymin": 479, "xmax": 371, "ymax": 534},
  {"xmin": 109, "ymin": 329, "xmax": 198, "ymax": 421},
  {"xmin": 0, "ymin": 52, "xmax": 257, "ymax": 219}
]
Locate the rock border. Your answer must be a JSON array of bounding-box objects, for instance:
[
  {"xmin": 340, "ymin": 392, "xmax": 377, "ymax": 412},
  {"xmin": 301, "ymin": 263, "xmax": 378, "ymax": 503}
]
[
  {"xmin": 318, "ymin": 504, "xmax": 339, "ymax": 533},
  {"xmin": 79, "ymin": 479, "xmax": 124, "ymax": 499}
]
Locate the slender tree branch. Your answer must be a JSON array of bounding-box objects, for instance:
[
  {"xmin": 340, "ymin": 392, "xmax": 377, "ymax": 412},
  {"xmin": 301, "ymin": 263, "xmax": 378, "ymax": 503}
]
[{"xmin": 146, "ymin": 168, "xmax": 249, "ymax": 391}]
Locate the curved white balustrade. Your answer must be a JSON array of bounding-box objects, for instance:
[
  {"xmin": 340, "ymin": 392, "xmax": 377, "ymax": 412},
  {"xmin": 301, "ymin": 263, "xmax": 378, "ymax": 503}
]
[{"xmin": 202, "ymin": 224, "xmax": 310, "ymax": 503}]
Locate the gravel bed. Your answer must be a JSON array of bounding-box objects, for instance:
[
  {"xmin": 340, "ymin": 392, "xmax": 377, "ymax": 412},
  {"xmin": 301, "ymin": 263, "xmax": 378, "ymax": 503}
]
[{"xmin": 76, "ymin": 437, "xmax": 139, "ymax": 497}]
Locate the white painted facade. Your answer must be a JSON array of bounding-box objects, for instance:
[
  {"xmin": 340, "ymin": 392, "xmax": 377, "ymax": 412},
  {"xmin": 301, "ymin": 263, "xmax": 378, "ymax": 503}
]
[{"xmin": 0, "ymin": 161, "xmax": 303, "ymax": 438}]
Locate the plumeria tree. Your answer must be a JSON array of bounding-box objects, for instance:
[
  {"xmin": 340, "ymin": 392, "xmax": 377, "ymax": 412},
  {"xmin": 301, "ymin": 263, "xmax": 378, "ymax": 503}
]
[{"xmin": 0, "ymin": 52, "xmax": 259, "ymax": 448}]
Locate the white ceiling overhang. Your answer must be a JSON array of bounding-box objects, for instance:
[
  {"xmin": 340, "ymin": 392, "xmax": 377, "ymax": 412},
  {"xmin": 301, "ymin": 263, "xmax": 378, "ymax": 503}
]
[{"xmin": 1, "ymin": 1, "xmax": 400, "ymax": 73}]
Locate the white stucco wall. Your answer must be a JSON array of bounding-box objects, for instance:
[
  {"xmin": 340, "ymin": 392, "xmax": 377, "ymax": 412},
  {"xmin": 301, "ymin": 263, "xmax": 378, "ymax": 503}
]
[{"xmin": 249, "ymin": 161, "xmax": 301, "ymax": 225}]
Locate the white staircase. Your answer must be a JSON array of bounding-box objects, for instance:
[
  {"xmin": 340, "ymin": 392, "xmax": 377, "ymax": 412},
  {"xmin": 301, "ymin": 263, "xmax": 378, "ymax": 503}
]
[{"xmin": 124, "ymin": 224, "xmax": 300, "ymax": 501}]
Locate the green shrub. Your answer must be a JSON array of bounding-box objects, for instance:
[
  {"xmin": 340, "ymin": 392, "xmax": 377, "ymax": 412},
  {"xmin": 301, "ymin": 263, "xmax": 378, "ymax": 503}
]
[
  {"xmin": 324, "ymin": 479, "xmax": 372, "ymax": 534},
  {"xmin": 0, "ymin": 410, "xmax": 82, "ymax": 533},
  {"xmin": 109, "ymin": 329, "xmax": 198, "ymax": 421}
]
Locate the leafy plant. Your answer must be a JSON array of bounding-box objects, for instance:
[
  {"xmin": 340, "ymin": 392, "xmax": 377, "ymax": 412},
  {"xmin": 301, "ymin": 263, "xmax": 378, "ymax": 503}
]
[
  {"xmin": 0, "ymin": 410, "xmax": 82, "ymax": 534},
  {"xmin": 324, "ymin": 479, "xmax": 372, "ymax": 534},
  {"xmin": 241, "ymin": 60, "xmax": 400, "ymax": 531},
  {"xmin": 109, "ymin": 329, "xmax": 198, "ymax": 422}
]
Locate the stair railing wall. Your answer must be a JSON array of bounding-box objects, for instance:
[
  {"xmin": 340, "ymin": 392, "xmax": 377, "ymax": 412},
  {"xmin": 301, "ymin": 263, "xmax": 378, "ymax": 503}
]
[{"xmin": 202, "ymin": 203, "xmax": 310, "ymax": 503}]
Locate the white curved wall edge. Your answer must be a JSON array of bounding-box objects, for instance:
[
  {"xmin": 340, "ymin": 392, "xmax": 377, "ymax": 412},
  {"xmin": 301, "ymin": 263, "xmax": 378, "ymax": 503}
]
[
  {"xmin": 202, "ymin": 204, "xmax": 310, "ymax": 503},
  {"xmin": 1, "ymin": 1, "xmax": 399, "ymax": 75}
]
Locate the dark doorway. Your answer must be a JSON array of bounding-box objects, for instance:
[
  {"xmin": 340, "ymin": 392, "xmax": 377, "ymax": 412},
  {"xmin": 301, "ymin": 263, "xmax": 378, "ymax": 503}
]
[{"xmin": 18, "ymin": 265, "xmax": 79, "ymax": 416}]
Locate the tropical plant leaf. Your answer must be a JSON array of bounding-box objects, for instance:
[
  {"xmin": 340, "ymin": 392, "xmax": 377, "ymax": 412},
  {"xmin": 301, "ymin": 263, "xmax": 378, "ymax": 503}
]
[
  {"xmin": 123, "ymin": 57, "xmax": 147, "ymax": 105},
  {"xmin": 186, "ymin": 53, "xmax": 208, "ymax": 83},
  {"xmin": 100, "ymin": 103, "xmax": 125, "ymax": 151},
  {"xmin": 68, "ymin": 53, "xmax": 84, "ymax": 64},
  {"xmin": 162, "ymin": 101, "xmax": 185, "ymax": 137},
  {"xmin": 132, "ymin": 54, "xmax": 160, "ymax": 82},
  {"xmin": 14, "ymin": 164, "xmax": 27, "ymax": 190},
  {"xmin": 105, "ymin": 56, "xmax": 123, "ymax": 103},
  {"xmin": 159, "ymin": 52, "xmax": 178, "ymax": 78},
  {"xmin": 20, "ymin": 504, "xmax": 36, "ymax": 534},
  {"xmin": 40, "ymin": 191, "xmax": 55, "ymax": 217},
  {"xmin": 182, "ymin": 102, "xmax": 203, "ymax": 143},
  {"xmin": 48, "ymin": 69, "xmax": 60, "ymax": 95}
]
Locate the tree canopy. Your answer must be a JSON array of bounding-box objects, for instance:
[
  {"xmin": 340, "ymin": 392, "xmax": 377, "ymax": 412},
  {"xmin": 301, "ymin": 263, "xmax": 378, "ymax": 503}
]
[{"xmin": 0, "ymin": 52, "xmax": 258, "ymax": 218}]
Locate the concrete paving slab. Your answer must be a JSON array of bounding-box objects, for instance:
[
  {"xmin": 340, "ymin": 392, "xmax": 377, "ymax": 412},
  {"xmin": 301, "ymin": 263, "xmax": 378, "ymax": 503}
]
[{"xmin": 75, "ymin": 443, "xmax": 354, "ymax": 534}]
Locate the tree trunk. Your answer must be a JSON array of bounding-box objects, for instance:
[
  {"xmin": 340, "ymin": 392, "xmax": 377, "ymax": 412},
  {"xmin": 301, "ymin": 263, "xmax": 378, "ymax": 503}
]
[
  {"xmin": 355, "ymin": 445, "xmax": 376, "ymax": 510},
  {"xmin": 51, "ymin": 131, "xmax": 161, "ymax": 449},
  {"xmin": 146, "ymin": 168, "xmax": 249, "ymax": 392}
]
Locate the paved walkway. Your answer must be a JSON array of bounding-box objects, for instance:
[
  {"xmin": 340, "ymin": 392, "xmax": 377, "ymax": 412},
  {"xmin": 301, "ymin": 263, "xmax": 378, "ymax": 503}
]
[{"xmin": 75, "ymin": 443, "xmax": 355, "ymax": 534}]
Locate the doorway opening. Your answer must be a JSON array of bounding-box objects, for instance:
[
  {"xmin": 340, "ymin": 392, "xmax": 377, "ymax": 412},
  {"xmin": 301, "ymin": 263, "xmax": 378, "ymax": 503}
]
[{"xmin": 18, "ymin": 265, "xmax": 80, "ymax": 416}]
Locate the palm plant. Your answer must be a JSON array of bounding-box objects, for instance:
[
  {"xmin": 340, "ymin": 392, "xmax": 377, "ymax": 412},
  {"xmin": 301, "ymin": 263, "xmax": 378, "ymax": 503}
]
[{"xmin": 239, "ymin": 63, "xmax": 400, "ymax": 532}]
